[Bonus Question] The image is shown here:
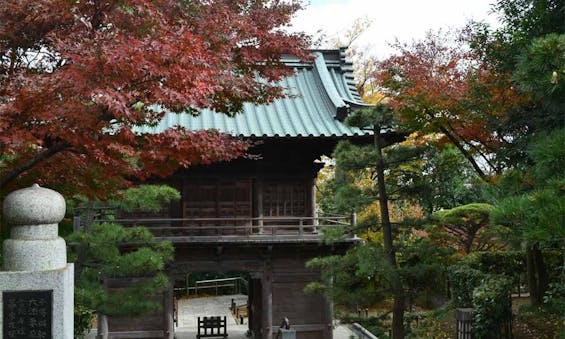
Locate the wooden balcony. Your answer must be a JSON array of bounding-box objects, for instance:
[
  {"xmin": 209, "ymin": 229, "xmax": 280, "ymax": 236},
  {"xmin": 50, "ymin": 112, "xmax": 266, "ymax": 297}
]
[{"xmin": 95, "ymin": 215, "xmax": 357, "ymax": 244}]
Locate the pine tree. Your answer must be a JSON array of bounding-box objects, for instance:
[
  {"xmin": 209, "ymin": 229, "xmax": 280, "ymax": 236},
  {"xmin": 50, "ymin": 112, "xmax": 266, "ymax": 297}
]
[{"xmin": 68, "ymin": 185, "xmax": 178, "ymax": 337}]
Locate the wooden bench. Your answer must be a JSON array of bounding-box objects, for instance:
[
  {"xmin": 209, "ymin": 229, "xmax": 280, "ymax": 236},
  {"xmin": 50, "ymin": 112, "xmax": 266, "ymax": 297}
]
[{"xmin": 197, "ymin": 316, "xmax": 228, "ymax": 339}]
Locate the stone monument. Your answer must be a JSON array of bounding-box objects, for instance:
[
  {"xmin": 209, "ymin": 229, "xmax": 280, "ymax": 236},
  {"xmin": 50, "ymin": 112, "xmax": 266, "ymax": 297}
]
[{"xmin": 0, "ymin": 184, "xmax": 74, "ymax": 338}]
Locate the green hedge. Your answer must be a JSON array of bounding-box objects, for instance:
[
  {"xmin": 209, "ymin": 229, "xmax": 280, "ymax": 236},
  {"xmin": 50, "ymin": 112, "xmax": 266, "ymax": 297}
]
[
  {"xmin": 448, "ymin": 263, "xmax": 485, "ymax": 308},
  {"xmin": 472, "ymin": 277, "xmax": 513, "ymax": 338},
  {"xmin": 463, "ymin": 251, "xmax": 525, "ymax": 277},
  {"xmin": 448, "ymin": 260, "xmax": 513, "ymax": 338}
]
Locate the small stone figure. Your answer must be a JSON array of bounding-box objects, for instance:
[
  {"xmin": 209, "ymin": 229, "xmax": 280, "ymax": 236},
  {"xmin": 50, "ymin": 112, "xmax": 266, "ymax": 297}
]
[
  {"xmin": 280, "ymin": 317, "xmax": 290, "ymax": 330},
  {"xmin": 275, "ymin": 317, "xmax": 293, "ymax": 339}
]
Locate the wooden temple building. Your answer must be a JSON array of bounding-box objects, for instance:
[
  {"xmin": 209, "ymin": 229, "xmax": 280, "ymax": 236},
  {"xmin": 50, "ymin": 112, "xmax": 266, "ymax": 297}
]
[{"xmin": 102, "ymin": 48, "xmax": 386, "ymax": 339}]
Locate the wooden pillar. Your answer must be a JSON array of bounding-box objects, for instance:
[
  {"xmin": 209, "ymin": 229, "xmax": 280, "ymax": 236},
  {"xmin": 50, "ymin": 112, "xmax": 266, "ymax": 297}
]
[
  {"xmin": 248, "ymin": 278, "xmax": 254, "ymax": 334},
  {"xmin": 249, "ymin": 274, "xmax": 263, "ymax": 339},
  {"xmin": 262, "ymin": 268, "xmax": 273, "ymax": 339},
  {"xmin": 311, "ymin": 178, "xmax": 318, "ymax": 228},
  {"xmin": 256, "ymin": 179, "xmax": 264, "ymax": 233},
  {"xmin": 164, "ymin": 289, "xmax": 174, "ymax": 339}
]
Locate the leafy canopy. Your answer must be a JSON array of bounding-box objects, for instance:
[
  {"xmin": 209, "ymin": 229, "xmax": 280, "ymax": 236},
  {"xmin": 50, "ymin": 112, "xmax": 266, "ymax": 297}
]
[
  {"xmin": 430, "ymin": 203, "xmax": 511, "ymax": 254},
  {"xmin": 491, "ymin": 129, "xmax": 565, "ymax": 244},
  {"xmin": 0, "ymin": 0, "xmax": 309, "ymax": 198},
  {"xmin": 374, "ymin": 30, "xmax": 507, "ymax": 178}
]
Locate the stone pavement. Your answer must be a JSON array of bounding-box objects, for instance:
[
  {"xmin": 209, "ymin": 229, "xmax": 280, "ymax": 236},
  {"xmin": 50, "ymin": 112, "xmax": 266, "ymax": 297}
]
[
  {"xmin": 176, "ymin": 294, "xmax": 359, "ymax": 339},
  {"xmin": 175, "ymin": 294, "xmax": 248, "ymax": 339},
  {"xmin": 177, "ymin": 294, "xmax": 248, "ymax": 328}
]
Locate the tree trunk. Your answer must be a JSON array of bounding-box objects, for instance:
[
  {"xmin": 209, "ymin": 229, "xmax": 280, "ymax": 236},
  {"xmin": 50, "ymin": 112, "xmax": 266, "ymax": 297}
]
[
  {"xmin": 439, "ymin": 126, "xmax": 486, "ymax": 179},
  {"xmin": 532, "ymin": 243, "xmax": 548, "ymax": 304},
  {"xmin": 525, "ymin": 246, "xmax": 538, "ymax": 304},
  {"xmin": 392, "ymin": 288, "xmax": 406, "ymax": 338},
  {"xmin": 526, "ymin": 243, "xmax": 548, "ymax": 305},
  {"xmin": 374, "ymin": 126, "xmax": 405, "ymax": 339},
  {"xmin": 0, "ymin": 142, "xmax": 67, "ymax": 189}
]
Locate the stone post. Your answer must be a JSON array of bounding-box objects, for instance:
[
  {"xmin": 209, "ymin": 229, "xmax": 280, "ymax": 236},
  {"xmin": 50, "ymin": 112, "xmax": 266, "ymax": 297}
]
[{"xmin": 0, "ymin": 184, "xmax": 74, "ymax": 338}]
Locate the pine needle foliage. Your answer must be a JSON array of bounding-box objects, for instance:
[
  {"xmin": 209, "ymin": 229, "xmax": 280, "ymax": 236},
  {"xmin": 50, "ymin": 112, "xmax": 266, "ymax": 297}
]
[
  {"xmin": 68, "ymin": 223, "xmax": 174, "ymax": 317},
  {"xmin": 111, "ymin": 185, "xmax": 181, "ymax": 213}
]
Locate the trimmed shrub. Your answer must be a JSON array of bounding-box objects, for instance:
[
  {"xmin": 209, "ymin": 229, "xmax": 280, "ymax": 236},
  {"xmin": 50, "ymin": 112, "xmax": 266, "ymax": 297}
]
[
  {"xmin": 449, "ymin": 260, "xmax": 514, "ymax": 338},
  {"xmin": 463, "ymin": 251, "xmax": 525, "ymax": 277},
  {"xmin": 472, "ymin": 276, "xmax": 513, "ymax": 339},
  {"xmin": 448, "ymin": 263, "xmax": 485, "ymax": 308}
]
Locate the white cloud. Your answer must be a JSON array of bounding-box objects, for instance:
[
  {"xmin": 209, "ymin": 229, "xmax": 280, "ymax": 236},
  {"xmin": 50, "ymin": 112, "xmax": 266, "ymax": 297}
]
[{"xmin": 291, "ymin": 0, "xmax": 499, "ymax": 58}]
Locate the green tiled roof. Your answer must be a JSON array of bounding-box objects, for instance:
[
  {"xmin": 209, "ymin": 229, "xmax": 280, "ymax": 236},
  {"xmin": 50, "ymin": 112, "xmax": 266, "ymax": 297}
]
[{"xmin": 137, "ymin": 48, "xmax": 372, "ymax": 138}]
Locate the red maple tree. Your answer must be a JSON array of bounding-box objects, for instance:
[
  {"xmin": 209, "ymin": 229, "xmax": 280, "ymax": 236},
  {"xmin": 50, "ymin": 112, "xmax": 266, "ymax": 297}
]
[
  {"xmin": 374, "ymin": 30, "xmax": 524, "ymax": 178},
  {"xmin": 0, "ymin": 0, "xmax": 309, "ymax": 198}
]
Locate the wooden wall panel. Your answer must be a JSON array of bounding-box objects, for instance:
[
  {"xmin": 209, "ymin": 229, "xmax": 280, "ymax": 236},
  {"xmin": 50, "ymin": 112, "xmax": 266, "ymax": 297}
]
[
  {"xmin": 272, "ymin": 281, "xmax": 324, "ymax": 324},
  {"xmin": 105, "ymin": 279, "xmax": 166, "ymax": 335},
  {"xmin": 183, "ymin": 179, "xmax": 252, "ymax": 220}
]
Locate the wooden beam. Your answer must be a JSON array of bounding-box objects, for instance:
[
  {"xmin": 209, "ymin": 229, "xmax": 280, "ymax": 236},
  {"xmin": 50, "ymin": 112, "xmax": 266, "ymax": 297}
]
[
  {"xmin": 169, "ymin": 260, "xmax": 265, "ymax": 274},
  {"xmin": 108, "ymin": 331, "xmax": 164, "ymax": 338}
]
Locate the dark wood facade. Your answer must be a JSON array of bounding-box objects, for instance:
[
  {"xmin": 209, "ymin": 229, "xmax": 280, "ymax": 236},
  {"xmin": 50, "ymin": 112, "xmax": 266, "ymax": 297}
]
[
  {"xmin": 160, "ymin": 139, "xmax": 335, "ymax": 222},
  {"xmin": 102, "ymin": 138, "xmax": 359, "ymax": 339}
]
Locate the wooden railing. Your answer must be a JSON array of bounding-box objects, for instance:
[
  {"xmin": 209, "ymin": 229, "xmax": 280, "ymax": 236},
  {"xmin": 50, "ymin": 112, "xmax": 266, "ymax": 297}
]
[
  {"xmin": 93, "ymin": 215, "xmax": 354, "ymax": 239},
  {"xmin": 173, "ymin": 277, "xmax": 248, "ymax": 296}
]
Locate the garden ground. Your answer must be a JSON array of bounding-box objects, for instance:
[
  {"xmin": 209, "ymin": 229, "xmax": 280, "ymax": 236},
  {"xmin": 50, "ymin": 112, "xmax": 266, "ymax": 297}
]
[{"xmin": 341, "ymin": 296, "xmax": 563, "ymax": 338}]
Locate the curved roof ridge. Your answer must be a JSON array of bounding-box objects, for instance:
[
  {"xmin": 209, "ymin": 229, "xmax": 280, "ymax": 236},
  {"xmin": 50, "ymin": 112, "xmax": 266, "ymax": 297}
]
[
  {"xmin": 312, "ymin": 52, "xmax": 350, "ymax": 119},
  {"xmin": 335, "ymin": 48, "xmax": 372, "ymax": 108}
]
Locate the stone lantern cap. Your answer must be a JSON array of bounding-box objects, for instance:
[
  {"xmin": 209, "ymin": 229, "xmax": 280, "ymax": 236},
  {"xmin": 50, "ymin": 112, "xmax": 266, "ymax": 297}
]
[
  {"xmin": 3, "ymin": 184, "xmax": 67, "ymax": 271},
  {"xmin": 3, "ymin": 183, "xmax": 66, "ymax": 226}
]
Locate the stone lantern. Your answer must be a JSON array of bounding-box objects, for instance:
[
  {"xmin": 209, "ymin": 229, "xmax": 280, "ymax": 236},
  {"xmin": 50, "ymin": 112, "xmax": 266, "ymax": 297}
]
[{"xmin": 0, "ymin": 184, "xmax": 74, "ymax": 339}]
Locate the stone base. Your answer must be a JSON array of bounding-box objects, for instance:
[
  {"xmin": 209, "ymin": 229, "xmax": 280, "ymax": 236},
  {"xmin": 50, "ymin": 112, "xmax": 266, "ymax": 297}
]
[
  {"xmin": 278, "ymin": 329, "xmax": 296, "ymax": 339},
  {"xmin": 0, "ymin": 263, "xmax": 74, "ymax": 338}
]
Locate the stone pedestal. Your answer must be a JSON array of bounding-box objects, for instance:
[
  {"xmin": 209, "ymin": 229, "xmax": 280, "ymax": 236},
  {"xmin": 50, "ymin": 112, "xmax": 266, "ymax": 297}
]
[
  {"xmin": 277, "ymin": 329, "xmax": 296, "ymax": 339},
  {"xmin": 0, "ymin": 184, "xmax": 74, "ymax": 339}
]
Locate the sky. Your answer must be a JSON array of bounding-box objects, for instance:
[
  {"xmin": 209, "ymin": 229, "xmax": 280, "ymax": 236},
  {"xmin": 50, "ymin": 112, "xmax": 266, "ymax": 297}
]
[{"xmin": 290, "ymin": 0, "xmax": 500, "ymax": 58}]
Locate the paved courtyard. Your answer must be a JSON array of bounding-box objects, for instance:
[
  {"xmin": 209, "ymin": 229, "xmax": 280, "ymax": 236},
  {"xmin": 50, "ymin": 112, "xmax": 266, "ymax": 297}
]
[
  {"xmin": 176, "ymin": 294, "xmax": 359, "ymax": 339},
  {"xmin": 175, "ymin": 294, "xmax": 248, "ymax": 338}
]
